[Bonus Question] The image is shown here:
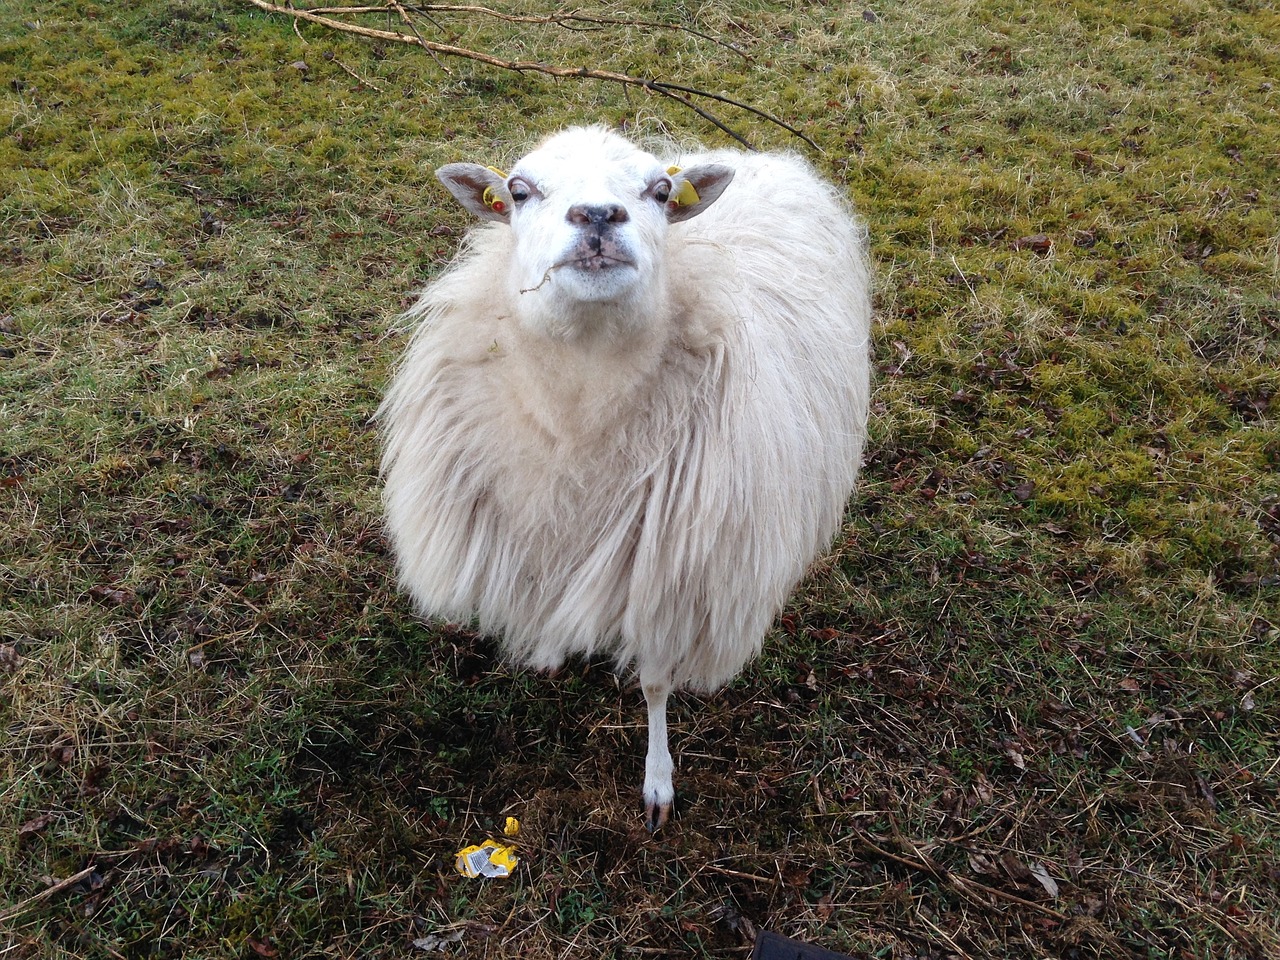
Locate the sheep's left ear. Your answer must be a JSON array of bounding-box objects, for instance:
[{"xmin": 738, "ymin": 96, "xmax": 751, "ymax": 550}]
[
  {"xmin": 666, "ymin": 164, "xmax": 735, "ymax": 223},
  {"xmin": 436, "ymin": 163, "xmax": 512, "ymax": 223}
]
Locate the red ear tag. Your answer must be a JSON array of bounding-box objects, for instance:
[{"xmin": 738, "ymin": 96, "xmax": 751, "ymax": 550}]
[{"xmin": 491, "ymin": 200, "xmax": 506, "ymax": 213}]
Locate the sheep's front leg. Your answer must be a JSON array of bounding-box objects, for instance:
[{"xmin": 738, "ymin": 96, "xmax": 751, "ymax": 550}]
[{"xmin": 642, "ymin": 677, "xmax": 674, "ymax": 832}]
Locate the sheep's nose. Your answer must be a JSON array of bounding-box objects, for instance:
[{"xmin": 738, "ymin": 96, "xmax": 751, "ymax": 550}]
[{"xmin": 567, "ymin": 203, "xmax": 629, "ymax": 227}]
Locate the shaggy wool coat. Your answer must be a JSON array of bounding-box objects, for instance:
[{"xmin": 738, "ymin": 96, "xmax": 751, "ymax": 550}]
[{"xmin": 380, "ymin": 132, "xmax": 871, "ymax": 697}]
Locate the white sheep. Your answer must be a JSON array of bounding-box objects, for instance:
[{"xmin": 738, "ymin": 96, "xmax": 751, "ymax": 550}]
[{"xmin": 379, "ymin": 125, "xmax": 871, "ymax": 830}]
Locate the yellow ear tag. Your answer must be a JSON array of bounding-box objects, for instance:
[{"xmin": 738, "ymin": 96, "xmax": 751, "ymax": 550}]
[
  {"xmin": 665, "ymin": 165, "xmax": 700, "ymax": 206},
  {"xmin": 482, "ymin": 168, "xmax": 509, "ymax": 212}
]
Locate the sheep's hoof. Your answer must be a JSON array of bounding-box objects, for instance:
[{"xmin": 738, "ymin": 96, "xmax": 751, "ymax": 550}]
[{"xmin": 644, "ymin": 800, "xmax": 672, "ymax": 833}]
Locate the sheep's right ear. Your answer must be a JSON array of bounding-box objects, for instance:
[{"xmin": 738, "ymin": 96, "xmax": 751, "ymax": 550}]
[{"xmin": 436, "ymin": 163, "xmax": 512, "ymax": 224}]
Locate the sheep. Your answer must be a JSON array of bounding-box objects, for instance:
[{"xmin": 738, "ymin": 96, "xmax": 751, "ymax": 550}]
[{"xmin": 379, "ymin": 125, "xmax": 871, "ymax": 831}]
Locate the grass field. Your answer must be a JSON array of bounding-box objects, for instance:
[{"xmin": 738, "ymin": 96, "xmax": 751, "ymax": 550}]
[{"xmin": 2, "ymin": 1, "xmax": 1278, "ymax": 957}]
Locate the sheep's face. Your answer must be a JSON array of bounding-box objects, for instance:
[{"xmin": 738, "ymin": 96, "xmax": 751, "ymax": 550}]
[{"xmin": 437, "ymin": 127, "xmax": 734, "ymax": 336}]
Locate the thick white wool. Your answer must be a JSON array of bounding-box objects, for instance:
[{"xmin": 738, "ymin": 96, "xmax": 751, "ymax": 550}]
[{"xmin": 379, "ymin": 127, "xmax": 871, "ymax": 694}]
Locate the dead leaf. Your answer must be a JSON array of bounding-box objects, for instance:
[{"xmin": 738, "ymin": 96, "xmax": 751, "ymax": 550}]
[
  {"xmin": 81, "ymin": 763, "xmax": 110, "ymax": 796},
  {"xmin": 1014, "ymin": 234, "xmax": 1053, "ymax": 254},
  {"xmin": 1029, "ymin": 861, "xmax": 1060, "ymax": 898},
  {"xmin": 1000, "ymin": 854, "xmax": 1033, "ymax": 883},
  {"xmin": 89, "ymin": 584, "xmax": 135, "ymax": 606},
  {"xmin": 1196, "ymin": 774, "xmax": 1219, "ymax": 811},
  {"xmin": 1066, "ymin": 850, "xmax": 1084, "ymax": 879},
  {"xmin": 1117, "ymin": 677, "xmax": 1141, "ymax": 693},
  {"xmin": 968, "ymin": 852, "xmax": 999, "ymax": 876},
  {"xmin": 816, "ymin": 893, "xmax": 834, "ymax": 920},
  {"xmin": 1003, "ymin": 744, "xmax": 1027, "ymax": 770},
  {"xmin": 709, "ymin": 902, "xmax": 755, "ymax": 941},
  {"xmin": 413, "ymin": 930, "xmax": 464, "ymax": 952},
  {"xmin": 972, "ymin": 775, "xmax": 994, "ymax": 804},
  {"xmin": 886, "ymin": 340, "xmax": 912, "ymax": 376},
  {"xmin": 246, "ymin": 937, "xmax": 278, "ymax": 957},
  {"xmin": 19, "ymin": 814, "xmax": 53, "ymax": 841},
  {"xmin": 0, "ymin": 643, "xmax": 19, "ymax": 673}
]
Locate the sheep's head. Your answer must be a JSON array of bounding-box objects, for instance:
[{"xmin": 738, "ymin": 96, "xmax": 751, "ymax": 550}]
[{"xmin": 436, "ymin": 127, "xmax": 734, "ymax": 336}]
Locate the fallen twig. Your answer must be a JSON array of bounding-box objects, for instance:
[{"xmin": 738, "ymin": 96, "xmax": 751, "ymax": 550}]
[
  {"xmin": 0, "ymin": 865, "xmax": 97, "ymax": 923},
  {"xmin": 242, "ymin": 0, "xmax": 817, "ymax": 151},
  {"xmin": 332, "ymin": 52, "xmax": 388, "ymax": 89},
  {"xmin": 853, "ymin": 827, "xmax": 1070, "ymax": 922}
]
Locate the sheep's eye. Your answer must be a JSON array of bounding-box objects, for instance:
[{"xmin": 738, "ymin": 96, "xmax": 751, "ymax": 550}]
[
  {"xmin": 508, "ymin": 178, "xmax": 533, "ymax": 203},
  {"xmin": 652, "ymin": 180, "xmax": 672, "ymax": 205}
]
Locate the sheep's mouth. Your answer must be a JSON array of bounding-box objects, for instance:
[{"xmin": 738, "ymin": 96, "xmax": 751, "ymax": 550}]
[{"xmin": 571, "ymin": 253, "xmax": 633, "ymax": 272}]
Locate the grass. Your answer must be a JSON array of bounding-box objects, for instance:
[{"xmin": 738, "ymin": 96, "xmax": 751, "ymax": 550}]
[{"xmin": 1, "ymin": 0, "xmax": 1277, "ymax": 957}]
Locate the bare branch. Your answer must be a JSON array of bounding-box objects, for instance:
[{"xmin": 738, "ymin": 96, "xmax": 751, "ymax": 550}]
[
  {"xmin": 412, "ymin": 5, "xmax": 753, "ymax": 61},
  {"xmin": 242, "ymin": 0, "xmax": 814, "ymax": 151},
  {"xmin": 648, "ymin": 79, "xmax": 819, "ymax": 151},
  {"xmin": 652, "ymin": 85, "xmax": 754, "ymax": 151},
  {"xmin": 308, "ymin": 4, "xmax": 753, "ymax": 59},
  {"xmin": 389, "ymin": 0, "xmax": 452, "ymax": 75}
]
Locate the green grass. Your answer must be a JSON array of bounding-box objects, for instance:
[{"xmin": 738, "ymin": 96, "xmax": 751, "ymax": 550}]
[{"xmin": 2, "ymin": 1, "xmax": 1277, "ymax": 958}]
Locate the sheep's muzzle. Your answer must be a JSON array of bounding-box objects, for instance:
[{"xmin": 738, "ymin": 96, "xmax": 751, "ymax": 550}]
[{"xmin": 567, "ymin": 229, "xmax": 634, "ymax": 272}]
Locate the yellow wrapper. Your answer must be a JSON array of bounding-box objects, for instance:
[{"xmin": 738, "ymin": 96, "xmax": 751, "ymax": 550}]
[{"xmin": 455, "ymin": 841, "xmax": 518, "ymax": 878}]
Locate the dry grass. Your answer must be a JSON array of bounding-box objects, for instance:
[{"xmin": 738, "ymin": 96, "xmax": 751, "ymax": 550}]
[{"xmin": 2, "ymin": 0, "xmax": 1278, "ymax": 958}]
